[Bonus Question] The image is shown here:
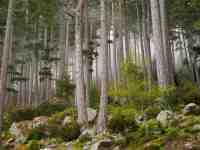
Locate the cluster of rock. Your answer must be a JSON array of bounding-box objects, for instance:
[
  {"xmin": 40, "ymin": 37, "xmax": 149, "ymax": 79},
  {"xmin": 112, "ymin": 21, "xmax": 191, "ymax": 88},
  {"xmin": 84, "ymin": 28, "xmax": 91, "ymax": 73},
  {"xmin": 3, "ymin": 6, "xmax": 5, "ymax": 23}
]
[{"xmin": 5, "ymin": 103, "xmax": 200, "ymax": 150}]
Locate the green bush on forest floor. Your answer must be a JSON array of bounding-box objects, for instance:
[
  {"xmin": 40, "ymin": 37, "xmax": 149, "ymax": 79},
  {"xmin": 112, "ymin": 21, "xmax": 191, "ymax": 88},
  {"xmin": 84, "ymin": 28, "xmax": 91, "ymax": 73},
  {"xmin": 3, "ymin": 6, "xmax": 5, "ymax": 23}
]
[
  {"xmin": 27, "ymin": 140, "xmax": 40, "ymax": 150},
  {"xmin": 56, "ymin": 73, "xmax": 75, "ymax": 103},
  {"xmin": 3, "ymin": 101, "xmax": 67, "ymax": 131},
  {"xmin": 109, "ymin": 59, "xmax": 177, "ymax": 111},
  {"xmin": 47, "ymin": 120, "xmax": 80, "ymax": 142},
  {"xmin": 176, "ymin": 80, "xmax": 200, "ymax": 105},
  {"xmin": 108, "ymin": 106, "xmax": 138, "ymax": 133}
]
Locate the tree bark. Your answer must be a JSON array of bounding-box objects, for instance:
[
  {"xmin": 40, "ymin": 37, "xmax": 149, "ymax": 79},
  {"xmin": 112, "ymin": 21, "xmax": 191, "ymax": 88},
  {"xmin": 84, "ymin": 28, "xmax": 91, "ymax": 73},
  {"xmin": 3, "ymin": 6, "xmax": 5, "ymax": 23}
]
[
  {"xmin": 150, "ymin": 0, "xmax": 169, "ymax": 88},
  {"xmin": 0, "ymin": 0, "xmax": 14, "ymax": 132},
  {"xmin": 159, "ymin": 0, "xmax": 174, "ymax": 85},
  {"xmin": 75, "ymin": 0, "xmax": 88, "ymax": 125},
  {"xmin": 97, "ymin": 0, "xmax": 108, "ymax": 134}
]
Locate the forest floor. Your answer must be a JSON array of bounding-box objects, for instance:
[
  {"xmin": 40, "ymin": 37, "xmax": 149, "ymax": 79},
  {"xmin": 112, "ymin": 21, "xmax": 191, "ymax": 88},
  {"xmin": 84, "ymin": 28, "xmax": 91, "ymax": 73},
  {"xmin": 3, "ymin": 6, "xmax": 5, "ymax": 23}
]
[{"xmin": 1, "ymin": 97, "xmax": 200, "ymax": 150}]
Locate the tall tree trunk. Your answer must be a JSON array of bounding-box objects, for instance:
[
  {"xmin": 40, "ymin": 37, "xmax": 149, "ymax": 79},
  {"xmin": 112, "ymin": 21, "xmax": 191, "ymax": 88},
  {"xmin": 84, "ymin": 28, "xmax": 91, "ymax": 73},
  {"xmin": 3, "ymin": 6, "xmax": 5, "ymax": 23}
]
[
  {"xmin": 123, "ymin": 0, "xmax": 129, "ymax": 58},
  {"xmin": 159, "ymin": 0, "xmax": 174, "ymax": 84},
  {"xmin": 0, "ymin": 0, "xmax": 14, "ymax": 132},
  {"xmin": 75, "ymin": 0, "xmax": 88, "ymax": 125},
  {"xmin": 83, "ymin": 0, "xmax": 90, "ymax": 107},
  {"xmin": 117, "ymin": 1, "xmax": 124, "ymax": 80},
  {"xmin": 142, "ymin": 0, "xmax": 153, "ymax": 88},
  {"xmin": 97, "ymin": 0, "xmax": 108, "ymax": 133},
  {"xmin": 150, "ymin": 0, "xmax": 169, "ymax": 87},
  {"xmin": 58, "ymin": 0, "xmax": 66, "ymax": 80},
  {"xmin": 137, "ymin": 0, "xmax": 147, "ymax": 83},
  {"xmin": 112, "ymin": 1, "xmax": 118, "ymax": 87}
]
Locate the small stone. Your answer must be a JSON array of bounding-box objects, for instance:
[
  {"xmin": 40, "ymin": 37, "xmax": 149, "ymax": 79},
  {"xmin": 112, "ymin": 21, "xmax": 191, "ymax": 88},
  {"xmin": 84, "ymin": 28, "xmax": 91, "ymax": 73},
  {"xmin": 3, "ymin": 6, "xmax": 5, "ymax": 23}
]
[
  {"xmin": 192, "ymin": 124, "xmax": 200, "ymax": 132},
  {"xmin": 183, "ymin": 103, "xmax": 200, "ymax": 115},
  {"xmin": 33, "ymin": 116, "xmax": 49, "ymax": 128},
  {"xmin": 66, "ymin": 142, "xmax": 73, "ymax": 150},
  {"xmin": 113, "ymin": 146, "xmax": 120, "ymax": 150},
  {"xmin": 7, "ymin": 138, "xmax": 15, "ymax": 143},
  {"xmin": 156, "ymin": 110, "xmax": 174, "ymax": 127},
  {"xmin": 62, "ymin": 116, "xmax": 72, "ymax": 126},
  {"xmin": 47, "ymin": 144, "xmax": 57, "ymax": 148},
  {"xmin": 91, "ymin": 139, "xmax": 113, "ymax": 150}
]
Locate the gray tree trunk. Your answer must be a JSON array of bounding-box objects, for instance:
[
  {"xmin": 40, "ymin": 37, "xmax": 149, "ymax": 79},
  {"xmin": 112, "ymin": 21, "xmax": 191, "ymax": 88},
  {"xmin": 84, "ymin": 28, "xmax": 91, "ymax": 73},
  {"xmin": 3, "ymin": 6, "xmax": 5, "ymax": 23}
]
[
  {"xmin": 159, "ymin": 0, "xmax": 174, "ymax": 85},
  {"xmin": 75, "ymin": 0, "xmax": 88, "ymax": 125},
  {"xmin": 0, "ymin": 0, "xmax": 14, "ymax": 132},
  {"xmin": 150, "ymin": 0, "xmax": 169, "ymax": 87},
  {"xmin": 112, "ymin": 1, "xmax": 118, "ymax": 87},
  {"xmin": 97, "ymin": 0, "xmax": 108, "ymax": 134},
  {"xmin": 58, "ymin": 0, "xmax": 66, "ymax": 79}
]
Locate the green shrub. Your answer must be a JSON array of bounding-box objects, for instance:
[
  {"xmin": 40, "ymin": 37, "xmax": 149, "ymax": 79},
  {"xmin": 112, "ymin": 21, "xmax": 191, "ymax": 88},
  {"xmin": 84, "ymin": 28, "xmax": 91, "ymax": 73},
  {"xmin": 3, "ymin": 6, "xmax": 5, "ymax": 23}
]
[
  {"xmin": 27, "ymin": 140, "xmax": 40, "ymax": 150},
  {"xmin": 164, "ymin": 127, "xmax": 179, "ymax": 139},
  {"xmin": 47, "ymin": 120, "xmax": 80, "ymax": 141},
  {"xmin": 4, "ymin": 101, "xmax": 67, "ymax": 130},
  {"xmin": 176, "ymin": 80, "xmax": 200, "ymax": 105},
  {"xmin": 137, "ymin": 119, "xmax": 164, "ymax": 143},
  {"xmin": 108, "ymin": 106, "xmax": 138, "ymax": 133},
  {"xmin": 48, "ymin": 111, "xmax": 66, "ymax": 124},
  {"xmin": 48, "ymin": 108, "xmax": 77, "ymax": 124},
  {"xmin": 144, "ymin": 106, "xmax": 161, "ymax": 120},
  {"xmin": 78, "ymin": 133, "xmax": 92, "ymax": 143},
  {"xmin": 6, "ymin": 108, "xmax": 36, "ymax": 122},
  {"xmin": 27, "ymin": 126, "xmax": 47, "ymax": 141},
  {"xmin": 109, "ymin": 59, "xmax": 176, "ymax": 111},
  {"xmin": 35, "ymin": 101, "xmax": 67, "ymax": 117},
  {"xmin": 56, "ymin": 73, "xmax": 75, "ymax": 101}
]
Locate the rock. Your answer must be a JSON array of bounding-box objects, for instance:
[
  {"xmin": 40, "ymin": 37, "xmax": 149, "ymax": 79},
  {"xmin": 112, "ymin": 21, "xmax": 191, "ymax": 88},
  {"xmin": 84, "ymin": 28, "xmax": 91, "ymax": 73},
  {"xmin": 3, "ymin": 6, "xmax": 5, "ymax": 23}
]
[
  {"xmin": 91, "ymin": 139, "xmax": 113, "ymax": 150},
  {"xmin": 62, "ymin": 116, "xmax": 72, "ymax": 126},
  {"xmin": 156, "ymin": 110, "xmax": 174, "ymax": 127},
  {"xmin": 83, "ymin": 144, "xmax": 90, "ymax": 150},
  {"xmin": 113, "ymin": 146, "xmax": 120, "ymax": 150},
  {"xmin": 47, "ymin": 144, "xmax": 57, "ymax": 148},
  {"xmin": 66, "ymin": 142, "xmax": 73, "ymax": 150},
  {"xmin": 183, "ymin": 103, "xmax": 200, "ymax": 115},
  {"xmin": 136, "ymin": 114, "xmax": 147, "ymax": 124},
  {"xmin": 7, "ymin": 138, "xmax": 15, "ymax": 144},
  {"xmin": 87, "ymin": 108, "xmax": 97, "ymax": 122},
  {"xmin": 32, "ymin": 116, "xmax": 49, "ymax": 128},
  {"xmin": 192, "ymin": 124, "xmax": 200, "ymax": 132},
  {"xmin": 80, "ymin": 128, "xmax": 95, "ymax": 138},
  {"xmin": 9, "ymin": 121, "xmax": 33, "ymax": 143},
  {"xmin": 184, "ymin": 142, "xmax": 200, "ymax": 150}
]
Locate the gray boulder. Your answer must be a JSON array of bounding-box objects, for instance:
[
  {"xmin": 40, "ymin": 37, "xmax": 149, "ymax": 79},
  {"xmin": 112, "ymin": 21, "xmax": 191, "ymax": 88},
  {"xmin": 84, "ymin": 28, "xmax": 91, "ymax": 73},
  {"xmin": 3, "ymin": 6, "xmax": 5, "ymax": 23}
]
[
  {"xmin": 62, "ymin": 116, "xmax": 72, "ymax": 126},
  {"xmin": 91, "ymin": 139, "xmax": 113, "ymax": 150},
  {"xmin": 156, "ymin": 110, "xmax": 174, "ymax": 127},
  {"xmin": 32, "ymin": 116, "xmax": 49, "ymax": 128},
  {"xmin": 9, "ymin": 121, "xmax": 33, "ymax": 143},
  {"xmin": 183, "ymin": 103, "xmax": 200, "ymax": 115}
]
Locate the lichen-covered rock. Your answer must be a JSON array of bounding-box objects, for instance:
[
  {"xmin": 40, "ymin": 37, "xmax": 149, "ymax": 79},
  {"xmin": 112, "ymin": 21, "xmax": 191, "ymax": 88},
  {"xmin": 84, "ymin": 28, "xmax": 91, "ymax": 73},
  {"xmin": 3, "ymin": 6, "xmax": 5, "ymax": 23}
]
[
  {"xmin": 62, "ymin": 116, "xmax": 72, "ymax": 126},
  {"xmin": 32, "ymin": 116, "xmax": 49, "ymax": 128},
  {"xmin": 80, "ymin": 128, "xmax": 95, "ymax": 138},
  {"xmin": 91, "ymin": 139, "xmax": 113, "ymax": 150},
  {"xmin": 156, "ymin": 110, "xmax": 174, "ymax": 127},
  {"xmin": 183, "ymin": 103, "xmax": 200, "ymax": 115},
  {"xmin": 135, "ymin": 114, "xmax": 147, "ymax": 124},
  {"xmin": 9, "ymin": 121, "xmax": 33, "ymax": 143},
  {"xmin": 192, "ymin": 124, "xmax": 200, "ymax": 132},
  {"xmin": 87, "ymin": 108, "xmax": 97, "ymax": 122}
]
